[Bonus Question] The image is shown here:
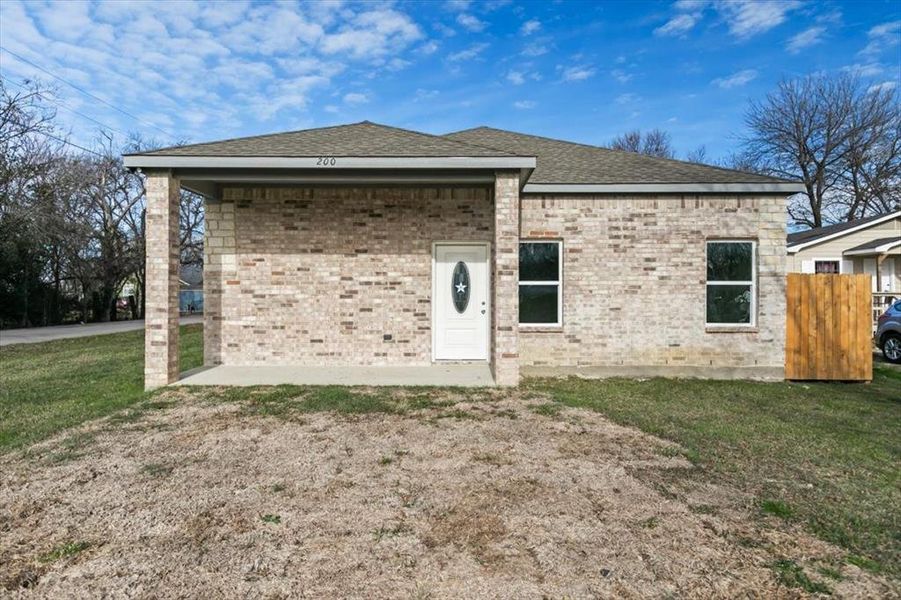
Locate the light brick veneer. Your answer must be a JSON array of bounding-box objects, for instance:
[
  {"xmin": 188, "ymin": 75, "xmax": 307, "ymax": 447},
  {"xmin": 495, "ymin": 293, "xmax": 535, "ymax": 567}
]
[
  {"xmin": 204, "ymin": 186, "xmax": 494, "ymax": 367},
  {"xmin": 492, "ymin": 171, "xmax": 521, "ymax": 385},
  {"xmin": 144, "ymin": 171, "xmax": 180, "ymax": 389},
  {"xmin": 518, "ymin": 194, "xmax": 787, "ymax": 379}
]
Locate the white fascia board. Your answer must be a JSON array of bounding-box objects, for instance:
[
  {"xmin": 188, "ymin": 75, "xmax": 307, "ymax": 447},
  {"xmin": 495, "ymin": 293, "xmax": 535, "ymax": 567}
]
[
  {"xmin": 123, "ymin": 155, "xmax": 536, "ymax": 169},
  {"xmin": 522, "ymin": 182, "xmax": 806, "ymax": 194},
  {"xmin": 786, "ymin": 211, "xmax": 901, "ymax": 253}
]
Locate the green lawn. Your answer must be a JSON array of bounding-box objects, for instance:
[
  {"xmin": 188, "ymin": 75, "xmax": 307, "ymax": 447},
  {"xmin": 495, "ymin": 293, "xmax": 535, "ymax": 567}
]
[
  {"xmin": 1, "ymin": 327, "xmax": 898, "ymax": 579},
  {"xmin": 528, "ymin": 370, "xmax": 901, "ymax": 578},
  {"xmin": 0, "ymin": 324, "xmax": 202, "ymax": 451}
]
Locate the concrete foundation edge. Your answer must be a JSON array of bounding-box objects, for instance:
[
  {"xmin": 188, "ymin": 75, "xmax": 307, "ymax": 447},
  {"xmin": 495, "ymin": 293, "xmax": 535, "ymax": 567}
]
[{"xmin": 522, "ymin": 365, "xmax": 785, "ymax": 381}]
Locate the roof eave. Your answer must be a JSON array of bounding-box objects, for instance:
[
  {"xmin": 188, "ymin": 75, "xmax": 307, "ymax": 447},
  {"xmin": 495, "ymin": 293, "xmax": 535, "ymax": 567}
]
[
  {"xmin": 522, "ymin": 182, "xmax": 805, "ymax": 194},
  {"xmin": 843, "ymin": 241, "xmax": 901, "ymax": 256},
  {"xmin": 123, "ymin": 155, "xmax": 536, "ymax": 170},
  {"xmin": 786, "ymin": 211, "xmax": 901, "ymax": 253}
]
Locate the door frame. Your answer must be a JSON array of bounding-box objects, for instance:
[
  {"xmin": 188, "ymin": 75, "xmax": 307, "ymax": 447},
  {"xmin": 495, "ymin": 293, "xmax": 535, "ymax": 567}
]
[{"xmin": 431, "ymin": 241, "xmax": 492, "ymax": 362}]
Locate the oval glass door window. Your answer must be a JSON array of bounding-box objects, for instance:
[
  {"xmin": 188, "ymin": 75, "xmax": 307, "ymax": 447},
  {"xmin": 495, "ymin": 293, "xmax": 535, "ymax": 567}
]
[{"xmin": 452, "ymin": 261, "xmax": 470, "ymax": 313}]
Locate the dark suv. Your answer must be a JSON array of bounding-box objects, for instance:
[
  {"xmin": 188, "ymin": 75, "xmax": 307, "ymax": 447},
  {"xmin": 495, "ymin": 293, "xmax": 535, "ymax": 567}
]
[{"xmin": 876, "ymin": 299, "xmax": 901, "ymax": 364}]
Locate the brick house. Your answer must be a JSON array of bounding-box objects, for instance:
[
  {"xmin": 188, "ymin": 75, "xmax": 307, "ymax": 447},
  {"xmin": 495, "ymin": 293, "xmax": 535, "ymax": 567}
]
[{"xmin": 124, "ymin": 122, "xmax": 802, "ymax": 389}]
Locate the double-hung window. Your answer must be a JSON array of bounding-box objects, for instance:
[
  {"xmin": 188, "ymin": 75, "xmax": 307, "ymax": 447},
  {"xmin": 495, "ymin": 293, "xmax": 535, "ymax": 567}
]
[
  {"xmin": 706, "ymin": 240, "xmax": 756, "ymax": 327},
  {"xmin": 519, "ymin": 241, "xmax": 562, "ymax": 326}
]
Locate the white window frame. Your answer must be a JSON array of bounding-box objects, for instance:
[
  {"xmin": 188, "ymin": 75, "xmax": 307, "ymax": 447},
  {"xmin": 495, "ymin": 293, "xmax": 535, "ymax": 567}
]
[
  {"xmin": 705, "ymin": 240, "xmax": 757, "ymax": 328},
  {"xmin": 813, "ymin": 258, "xmax": 842, "ymax": 274},
  {"xmin": 518, "ymin": 240, "xmax": 563, "ymax": 327}
]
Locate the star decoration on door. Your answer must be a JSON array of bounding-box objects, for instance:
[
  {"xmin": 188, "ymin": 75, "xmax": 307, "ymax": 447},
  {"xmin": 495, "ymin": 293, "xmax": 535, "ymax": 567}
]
[{"xmin": 455, "ymin": 281, "xmax": 467, "ymax": 294}]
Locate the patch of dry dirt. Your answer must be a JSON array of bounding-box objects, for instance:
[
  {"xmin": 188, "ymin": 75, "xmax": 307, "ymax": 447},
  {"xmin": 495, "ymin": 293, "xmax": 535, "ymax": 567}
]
[{"xmin": 0, "ymin": 390, "xmax": 893, "ymax": 598}]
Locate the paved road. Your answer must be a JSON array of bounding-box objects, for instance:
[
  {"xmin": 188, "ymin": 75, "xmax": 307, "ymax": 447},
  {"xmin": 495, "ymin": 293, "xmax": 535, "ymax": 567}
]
[{"xmin": 0, "ymin": 315, "xmax": 203, "ymax": 347}]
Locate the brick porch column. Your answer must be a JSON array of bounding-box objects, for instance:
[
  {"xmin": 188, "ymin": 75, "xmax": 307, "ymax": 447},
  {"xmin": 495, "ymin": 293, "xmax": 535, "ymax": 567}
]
[
  {"xmin": 492, "ymin": 171, "xmax": 520, "ymax": 386},
  {"xmin": 144, "ymin": 170, "xmax": 181, "ymax": 390}
]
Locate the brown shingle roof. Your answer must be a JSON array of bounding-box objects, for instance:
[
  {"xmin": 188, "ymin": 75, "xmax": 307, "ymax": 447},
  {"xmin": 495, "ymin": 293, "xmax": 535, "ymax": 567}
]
[
  {"xmin": 130, "ymin": 121, "xmax": 523, "ymax": 158},
  {"xmin": 443, "ymin": 126, "xmax": 792, "ymax": 185}
]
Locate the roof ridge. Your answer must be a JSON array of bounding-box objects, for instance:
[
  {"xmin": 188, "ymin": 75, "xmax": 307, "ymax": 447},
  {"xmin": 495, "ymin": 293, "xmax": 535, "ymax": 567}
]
[
  {"xmin": 354, "ymin": 121, "xmax": 528, "ymax": 157},
  {"xmin": 133, "ymin": 121, "xmax": 528, "ymax": 157},
  {"xmin": 129, "ymin": 122, "xmax": 375, "ymax": 156},
  {"xmin": 445, "ymin": 126, "xmax": 796, "ymax": 184}
]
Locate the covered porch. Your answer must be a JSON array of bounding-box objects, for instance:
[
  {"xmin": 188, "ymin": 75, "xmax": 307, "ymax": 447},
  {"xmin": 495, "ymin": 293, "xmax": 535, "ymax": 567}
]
[
  {"xmin": 124, "ymin": 123, "xmax": 535, "ymax": 390},
  {"xmin": 176, "ymin": 363, "xmax": 494, "ymax": 387},
  {"xmin": 844, "ymin": 237, "xmax": 901, "ymax": 329}
]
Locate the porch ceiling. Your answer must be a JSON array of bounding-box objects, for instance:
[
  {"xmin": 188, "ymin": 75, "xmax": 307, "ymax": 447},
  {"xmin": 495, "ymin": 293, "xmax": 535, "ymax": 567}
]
[{"xmin": 175, "ymin": 167, "xmax": 520, "ymax": 200}]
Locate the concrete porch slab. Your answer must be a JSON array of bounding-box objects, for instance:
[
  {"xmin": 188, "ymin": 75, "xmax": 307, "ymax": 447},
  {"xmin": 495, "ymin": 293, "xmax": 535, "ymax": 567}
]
[{"xmin": 174, "ymin": 364, "xmax": 495, "ymax": 387}]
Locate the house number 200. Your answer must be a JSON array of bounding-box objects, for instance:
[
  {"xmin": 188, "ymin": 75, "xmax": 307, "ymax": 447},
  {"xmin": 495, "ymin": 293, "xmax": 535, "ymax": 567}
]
[{"xmin": 316, "ymin": 156, "xmax": 337, "ymax": 166}]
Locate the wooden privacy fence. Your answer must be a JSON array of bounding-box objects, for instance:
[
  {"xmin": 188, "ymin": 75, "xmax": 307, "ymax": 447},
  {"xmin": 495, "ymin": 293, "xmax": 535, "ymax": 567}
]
[{"xmin": 785, "ymin": 273, "xmax": 872, "ymax": 381}]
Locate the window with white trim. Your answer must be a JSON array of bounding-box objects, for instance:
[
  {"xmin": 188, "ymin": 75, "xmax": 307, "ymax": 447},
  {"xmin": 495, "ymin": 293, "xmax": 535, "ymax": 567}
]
[
  {"xmin": 706, "ymin": 241, "xmax": 756, "ymax": 326},
  {"xmin": 519, "ymin": 241, "xmax": 562, "ymax": 326},
  {"xmin": 814, "ymin": 260, "xmax": 840, "ymax": 274}
]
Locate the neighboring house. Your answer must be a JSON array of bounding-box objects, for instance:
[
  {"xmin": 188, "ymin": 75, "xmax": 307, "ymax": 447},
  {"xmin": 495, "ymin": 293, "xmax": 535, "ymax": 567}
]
[
  {"xmin": 124, "ymin": 122, "xmax": 802, "ymax": 389},
  {"xmin": 179, "ymin": 263, "xmax": 204, "ymax": 314},
  {"xmin": 786, "ymin": 210, "xmax": 901, "ymax": 293}
]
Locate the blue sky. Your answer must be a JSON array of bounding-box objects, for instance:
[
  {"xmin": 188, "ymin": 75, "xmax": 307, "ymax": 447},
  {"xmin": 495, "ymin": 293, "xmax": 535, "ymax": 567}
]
[{"xmin": 0, "ymin": 0, "xmax": 899, "ymax": 160}]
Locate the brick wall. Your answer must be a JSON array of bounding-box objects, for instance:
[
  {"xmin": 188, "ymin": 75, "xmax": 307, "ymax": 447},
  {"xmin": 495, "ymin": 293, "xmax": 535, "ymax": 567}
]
[
  {"xmin": 203, "ymin": 187, "xmax": 786, "ymax": 379},
  {"xmin": 492, "ymin": 171, "xmax": 520, "ymax": 385},
  {"xmin": 518, "ymin": 194, "xmax": 787, "ymax": 378},
  {"xmin": 204, "ymin": 186, "xmax": 493, "ymax": 366},
  {"xmin": 144, "ymin": 171, "xmax": 180, "ymax": 389}
]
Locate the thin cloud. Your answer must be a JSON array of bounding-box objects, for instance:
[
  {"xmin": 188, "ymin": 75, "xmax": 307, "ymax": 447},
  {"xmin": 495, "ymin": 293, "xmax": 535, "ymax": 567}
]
[
  {"xmin": 842, "ymin": 63, "xmax": 884, "ymax": 77},
  {"xmin": 718, "ymin": 0, "xmax": 801, "ymax": 39},
  {"xmin": 654, "ymin": 13, "xmax": 699, "ymax": 37},
  {"xmin": 522, "ymin": 42, "xmax": 548, "ymax": 57},
  {"xmin": 445, "ymin": 0, "xmax": 471, "ymax": 10},
  {"xmin": 561, "ymin": 65, "xmax": 595, "ymax": 82},
  {"xmin": 860, "ymin": 20, "xmax": 901, "ymax": 56},
  {"xmin": 868, "ymin": 81, "xmax": 897, "ymax": 93},
  {"xmin": 786, "ymin": 26, "xmax": 825, "ymax": 53},
  {"xmin": 0, "ymin": 0, "xmax": 431, "ymax": 142},
  {"xmin": 611, "ymin": 69, "xmax": 632, "ymax": 83},
  {"xmin": 712, "ymin": 69, "xmax": 758, "ymax": 89},
  {"xmin": 513, "ymin": 100, "xmax": 536, "ymax": 109},
  {"xmin": 456, "ymin": 13, "xmax": 486, "ymax": 32},
  {"xmin": 520, "ymin": 19, "xmax": 541, "ymax": 35},
  {"xmin": 419, "ymin": 40, "xmax": 439, "ymax": 54},
  {"xmin": 506, "ymin": 70, "xmax": 525, "ymax": 85},
  {"xmin": 448, "ymin": 42, "xmax": 489, "ymax": 61}
]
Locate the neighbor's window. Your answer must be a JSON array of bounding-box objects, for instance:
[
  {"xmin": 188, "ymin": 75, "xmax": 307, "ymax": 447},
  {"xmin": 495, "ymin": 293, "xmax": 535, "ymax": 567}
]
[
  {"xmin": 519, "ymin": 241, "xmax": 562, "ymax": 326},
  {"xmin": 706, "ymin": 241, "xmax": 756, "ymax": 326},
  {"xmin": 815, "ymin": 260, "xmax": 840, "ymax": 274}
]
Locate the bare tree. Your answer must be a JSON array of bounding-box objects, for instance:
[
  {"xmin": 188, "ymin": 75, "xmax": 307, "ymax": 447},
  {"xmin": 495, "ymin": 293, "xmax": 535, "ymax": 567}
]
[
  {"xmin": 610, "ymin": 128, "xmax": 676, "ymax": 158},
  {"xmin": 180, "ymin": 191, "xmax": 204, "ymax": 267},
  {"xmin": 0, "ymin": 79, "xmax": 66, "ymax": 326},
  {"xmin": 742, "ymin": 73, "xmax": 900, "ymax": 227},
  {"xmin": 685, "ymin": 145, "xmax": 708, "ymax": 164}
]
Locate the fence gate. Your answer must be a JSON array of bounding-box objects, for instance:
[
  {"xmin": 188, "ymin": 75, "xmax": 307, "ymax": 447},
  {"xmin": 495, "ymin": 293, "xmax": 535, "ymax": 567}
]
[{"xmin": 785, "ymin": 273, "xmax": 873, "ymax": 381}]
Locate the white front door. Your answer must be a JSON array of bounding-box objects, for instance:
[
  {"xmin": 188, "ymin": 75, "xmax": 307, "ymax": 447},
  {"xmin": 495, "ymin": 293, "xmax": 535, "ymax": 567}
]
[{"xmin": 434, "ymin": 244, "xmax": 489, "ymax": 360}]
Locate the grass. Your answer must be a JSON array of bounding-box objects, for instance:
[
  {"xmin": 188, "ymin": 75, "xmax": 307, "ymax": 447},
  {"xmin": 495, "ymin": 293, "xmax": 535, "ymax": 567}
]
[
  {"xmin": 194, "ymin": 384, "xmax": 488, "ymax": 420},
  {"xmin": 39, "ymin": 541, "xmax": 90, "ymax": 563},
  {"xmin": 760, "ymin": 498, "xmax": 794, "ymax": 520},
  {"xmin": 2, "ymin": 325, "xmax": 898, "ymax": 580},
  {"xmin": 528, "ymin": 369, "xmax": 901, "ymax": 578},
  {"xmin": 772, "ymin": 559, "xmax": 833, "ymax": 594},
  {"xmin": 140, "ymin": 462, "xmax": 174, "ymax": 478},
  {"xmin": 0, "ymin": 324, "xmax": 202, "ymax": 453}
]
